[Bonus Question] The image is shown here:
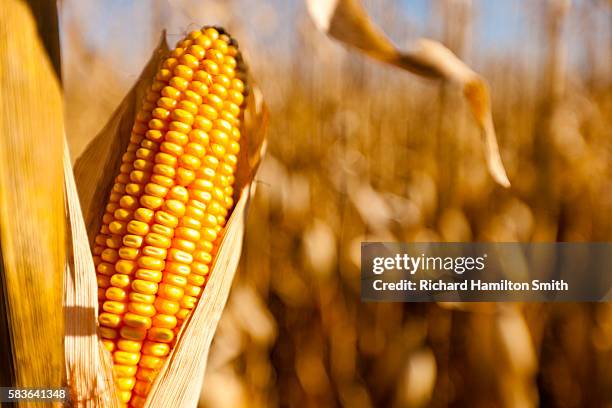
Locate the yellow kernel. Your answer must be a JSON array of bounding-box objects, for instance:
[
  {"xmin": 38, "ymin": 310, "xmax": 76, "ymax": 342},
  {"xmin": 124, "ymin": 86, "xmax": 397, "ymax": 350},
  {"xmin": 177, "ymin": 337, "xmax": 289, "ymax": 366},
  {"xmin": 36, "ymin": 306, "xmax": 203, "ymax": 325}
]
[
  {"xmin": 144, "ymin": 232, "xmax": 172, "ymax": 248},
  {"xmin": 140, "ymin": 194, "xmax": 164, "ymax": 210},
  {"xmin": 183, "ymin": 89, "xmax": 202, "ymax": 105},
  {"xmin": 132, "ymin": 279, "xmax": 158, "ymax": 295},
  {"xmin": 169, "ymin": 76, "xmax": 189, "ymax": 91},
  {"xmin": 116, "ymin": 377, "xmax": 136, "ymax": 391},
  {"xmin": 231, "ymin": 78, "xmax": 244, "ymax": 93},
  {"xmin": 176, "ymin": 168, "xmax": 196, "ymax": 186},
  {"xmin": 195, "ymin": 35, "xmax": 212, "ymax": 49},
  {"xmin": 161, "ymin": 86, "xmax": 181, "ymax": 99},
  {"xmin": 190, "ymin": 189, "xmax": 211, "ymax": 203},
  {"xmin": 199, "ymin": 104, "xmax": 218, "ymax": 120},
  {"xmin": 151, "ymin": 224, "xmax": 174, "ymax": 238},
  {"xmin": 148, "ymin": 118, "xmax": 167, "ymax": 131},
  {"xmin": 125, "ymin": 183, "xmax": 144, "ymax": 197},
  {"xmin": 220, "ymin": 64, "xmax": 235, "ymax": 78},
  {"xmin": 185, "ymin": 284, "xmax": 203, "ymax": 297},
  {"xmin": 148, "ymin": 328, "xmax": 175, "ymax": 343},
  {"xmin": 157, "ymin": 97, "xmax": 177, "ymax": 110},
  {"xmin": 150, "ymin": 175, "xmax": 174, "ymax": 190},
  {"xmin": 171, "ymin": 238, "xmax": 196, "ymax": 252},
  {"xmin": 123, "ymin": 234, "xmax": 142, "ymax": 248},
  {"xmin": 180, "ymin": 295, "xmax": 197, "ymax": 309},
  {"xmin": 206, "ymin": 49, "xmax": 224, "ymax": 65},
  {"xmin": 117, "ymin": 339, "xmax": 142, "ymax": 353},
  {"xmin": 158, "ymin": 284, "xmax": 184, "ymax": 301},
  {"xmin": 123, "ymin": 313, "xmax": 152, "ymax": 329},
  {"xmin": 134, "ymin": 207, "xmax": 155, "ymax": 223},
  {"xmin": 110, "ymin": 274, "xmax": 130, "ymax": 288},
  {"xmin": 128, "ymin": 302, "xmax": 157, "ymax": 317},
  {"xmin": 152, "ymin": 107, "xmax": 170, "ymax": 120},
  {"xmin": 194, "ymin": 249, "xmax": 213, "ymax": 264},
  {"xmin": 185, "ymin": 142, "xmax": 206, "ymax": 158},
  {"xmin": 114, "ymin": 350, "xmax": 140, "ymax": 366},
  {"xmin": 204, "ymin": 94, "xmax": 224, "ymax": 111},
  {"xmin": 118, "ymin": 390, "xmax": 132, "ymax": 404},
  {"xmin": 168, "ymin": 120, "xmax": 192, "ymax": 134},
  {"xmin": 156, "ymin": 68, "xmax": 172, "ymax": 82},
  {"xmin": 153, "ymin": 164, "xmax": 176, "ymax": 178},
  {"xmin": 126, "ymin": 220, "xmax": 149, "ymax": 236},
  {"xmin": 97, "ymin": 262, "xmax": 115, "ymax": 276},
  {"xmin": 99, "ymin": 312, "xmax": 121, "ymax": 328},
  {"xmin": 169, "ymin": 186, "xmax": 189, "ymax": 202},
  {"xmin": 173, "ymin": 64, "xmax": 193, "ymax": 80},
  {"xmin": 143, "ymin": 182, "xmax": 167, "ymax": 198},
  {"xmin": 192, "ymin": 262, "xmax": 209, "ymax": 276},
  {"xmin": 120, "ymin": 326, "xmax": 147, "ymax": 341},
  {"xmin": 193, "ymin": 115, "xmax": 213, "ymax": 131},
  {"xmin": 165, "ymin": 131, "xmax": 188, "ymax": 146},
  {"xmin": 211, "ymin": 83, "xmax": 228, "ymax": 99},
  {"xmin": 99, "ymin": 327, "xmax": 118, "ymax": 340},
  {"xmin": 108, "ymin": 221, "xmax": 127, "ymax": 235},
  {"xmin": 139, "ymin": 355, "xmax": 164, "ymax": 370},
  {"xmin": 201, "ymin": 59, "xmax": 219, "ymax": 75},
  {"xmin": 204, "ymin": 27, "xmax": 219, "ymax": 41},
  {"xmin": 106, "ymin": 287, "xmax": 128, "ymax": 302},
  {"xmin": 176, "ymin": 309, "xmax": 190, "ymax": 321},
  {"xmin": 165, "ymin": 262, "xmax": 191, "ymax": 276},
  {"xmin": 114, "ymin": 364, "xmax": 138, "ymax": 378},
  {"xmin": 155, "ymin": 152, "xmax": 178, "ymax": 166},
  {"xmin": 135, "ymin": 269, "xmax": 163, "ymax": 283},
  {"xmin": 102, "ymin": 339, "xmax": 115, "ymax": 352},
  {"xmin": 162, "ymin": 57, "xmax": 178, "ymax": 70},
  {"xmin": 154, "ymin": 297, "xmax": 180, "ymax": 314},
  {"xmin": 163, "ymin": 199, "xmax": 186, "ymax": 217},
  {"xmin": 152, "ymin": 314, "xmax": 177, "ymax": 329},
  {"xmin": 188, "ymin": 129, "xmax": 209, "ymax": 146},
  {"xmin": 175, "ymin": 227, "xmax": 200, "ymax": 242},
  {"xmin": 142, "ymin": 245, "xmax": 167, "ymax": 259},
  {"xmin": 179, "ymin": 53, "xmax": 199, "ymax": 69},
  {"xmin": 137, "ymin": 256, "xmax": 165, "ymax": 271},
  {"xmin": 136, "ymin": 367, "xmax": 158, "ymax": 382},
  {"xmin": 187, "ymin": 44, "xmax": 205, "ymax": 59},
  {"xmin": 162, "ymin": 273, "xmax": 188, "ymax": 287},
  {"xmin": 189, "ymin": 80, "xmax": 209, "ymax": 96},
  {"xmin": 127, "ymin": 292, "xmax": 154, "ymax": 306},
  {"xmin": 188, "ymin": 273, "xmax": 206, "ymax": 287}
]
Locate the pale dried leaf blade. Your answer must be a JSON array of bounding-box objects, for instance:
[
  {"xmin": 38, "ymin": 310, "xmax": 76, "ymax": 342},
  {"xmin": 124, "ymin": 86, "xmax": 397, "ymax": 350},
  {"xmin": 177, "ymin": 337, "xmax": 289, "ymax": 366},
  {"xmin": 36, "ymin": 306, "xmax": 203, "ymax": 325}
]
[
  {"xmin": 307, "ymin": 0, "xmax": 396, "ymax": 62},
  {"xmin": 73, "ymin": 32, "xmax": 169, "ymax": 245},
  {"xmin": 464, "ymin": 78, "xmax": 510, "ymax": 187},
  {"xmin": 306, "ymin": 0, "xmax": 511, "ymax": 187},
  {"xmin": 64, "ymin": 141, "xmax": 118, "ymax": 408},
  {"xmin": 0, "ymin": 0, "xmax": 64, "ymax": 389}
]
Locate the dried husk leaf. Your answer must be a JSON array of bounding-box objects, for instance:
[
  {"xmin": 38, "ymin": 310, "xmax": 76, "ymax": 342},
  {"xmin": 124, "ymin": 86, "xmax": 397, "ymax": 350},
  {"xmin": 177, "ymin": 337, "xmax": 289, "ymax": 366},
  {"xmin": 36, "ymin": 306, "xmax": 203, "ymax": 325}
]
[
  {"xmin": 306, "ymin": 0, "xmax": 510, "ymax": 187},
  {"xmin": 0, "ymin": 0, "xmax": 65, "ymax": 393},
  {"xmin": 64, "ymin": 141, "xmax": 117, "ymax": 407},
  {"xmin": 66, "ymin": 31, "xmax": 267, "ymax": 407}
]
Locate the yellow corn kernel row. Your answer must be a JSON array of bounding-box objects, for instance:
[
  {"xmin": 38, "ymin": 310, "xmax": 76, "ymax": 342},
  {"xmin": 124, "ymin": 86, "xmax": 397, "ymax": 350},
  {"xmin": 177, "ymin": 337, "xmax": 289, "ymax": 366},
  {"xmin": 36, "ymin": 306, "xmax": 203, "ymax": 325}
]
[{"xmin": 92, "ymin": 26, "xmax": 246, "ymax": 408}]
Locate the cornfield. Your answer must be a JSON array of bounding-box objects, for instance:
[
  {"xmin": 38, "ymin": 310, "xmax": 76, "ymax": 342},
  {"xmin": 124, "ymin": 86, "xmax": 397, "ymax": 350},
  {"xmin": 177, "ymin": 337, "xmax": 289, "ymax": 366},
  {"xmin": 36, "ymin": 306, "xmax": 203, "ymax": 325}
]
[{"xmin": 2, "ymin": 0, "xmax": 611, "ymax": 407}]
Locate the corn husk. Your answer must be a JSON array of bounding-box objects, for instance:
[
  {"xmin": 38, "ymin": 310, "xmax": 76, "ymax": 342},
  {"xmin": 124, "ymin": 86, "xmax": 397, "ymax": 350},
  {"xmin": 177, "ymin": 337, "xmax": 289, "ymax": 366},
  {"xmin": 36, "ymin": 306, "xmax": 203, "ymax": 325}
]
[
  {"xmin": 64, "ymin": 32, "xmax": 267, "ymax": 407},
  {"xmin": 306, "ymin": 0, "xmax": 510, "ymax": 187},
  {"xmin": 0, "ymin": 0, "xmax": 65, "ymax": 396}
]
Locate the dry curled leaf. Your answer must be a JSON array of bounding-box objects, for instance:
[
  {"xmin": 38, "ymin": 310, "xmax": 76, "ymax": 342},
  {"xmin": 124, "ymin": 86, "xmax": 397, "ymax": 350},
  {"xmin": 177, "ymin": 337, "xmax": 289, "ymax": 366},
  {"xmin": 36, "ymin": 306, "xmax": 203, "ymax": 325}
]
[
  {"xmin": 306, "ymin": 0, "xmax": 510, "ymax": 187},
  {"xmin": 65, "ymin": 31, "xmax": 267, "ymax": 407}
]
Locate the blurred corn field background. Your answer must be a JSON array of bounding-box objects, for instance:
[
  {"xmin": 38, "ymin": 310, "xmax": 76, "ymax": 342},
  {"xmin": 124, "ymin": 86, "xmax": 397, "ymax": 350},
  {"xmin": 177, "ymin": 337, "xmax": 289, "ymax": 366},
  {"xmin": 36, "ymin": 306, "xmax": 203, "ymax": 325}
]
[{"xmin": 61, "ymin": 0, "xmax": 611, "ymax": 406}]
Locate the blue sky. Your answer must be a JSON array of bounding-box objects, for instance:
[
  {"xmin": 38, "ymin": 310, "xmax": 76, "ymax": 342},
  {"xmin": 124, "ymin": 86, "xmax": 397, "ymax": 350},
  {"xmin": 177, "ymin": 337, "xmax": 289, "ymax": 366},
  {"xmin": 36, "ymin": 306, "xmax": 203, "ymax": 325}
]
[{"xmin": 61, "ymin": 0, "xmax": 610, "ymax": 77}]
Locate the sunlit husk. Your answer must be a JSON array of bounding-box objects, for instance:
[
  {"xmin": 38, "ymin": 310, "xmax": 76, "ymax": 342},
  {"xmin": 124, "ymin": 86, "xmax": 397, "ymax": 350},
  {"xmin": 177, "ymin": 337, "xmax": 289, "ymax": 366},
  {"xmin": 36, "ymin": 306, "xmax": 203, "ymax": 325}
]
[{"xmin": 0, "ymin": 0, "xmax": 65, "ymax": 393}]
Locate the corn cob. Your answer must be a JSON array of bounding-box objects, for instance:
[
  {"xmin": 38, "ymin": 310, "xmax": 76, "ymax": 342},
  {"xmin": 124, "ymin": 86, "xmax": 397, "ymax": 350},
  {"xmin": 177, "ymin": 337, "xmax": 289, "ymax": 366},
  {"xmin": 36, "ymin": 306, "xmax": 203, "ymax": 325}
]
[{"xmin": 92, "ymin": 26, "xmax": 246, "ymax": 407}]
